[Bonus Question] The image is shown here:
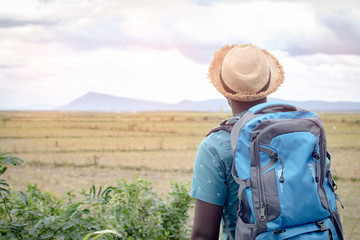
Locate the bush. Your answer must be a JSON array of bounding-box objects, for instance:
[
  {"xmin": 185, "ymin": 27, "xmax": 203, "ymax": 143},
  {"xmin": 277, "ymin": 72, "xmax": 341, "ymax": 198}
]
[{"xmin": 0, "ymin": 153, "xmax": 193, "ymax": 239}]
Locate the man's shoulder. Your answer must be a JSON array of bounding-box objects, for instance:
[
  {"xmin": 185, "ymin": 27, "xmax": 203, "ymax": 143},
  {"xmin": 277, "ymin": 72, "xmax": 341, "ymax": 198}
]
[
  {"xmin": 204, "ymin": 112, "xmax": 245, "ymax": 146},
  {"xmin": 204, "ymin": 128, "xmax": 231, "ymax": 144},
  {"xmin": 198, "ymin": 129, "xmax": 232, "ymax": 158}
]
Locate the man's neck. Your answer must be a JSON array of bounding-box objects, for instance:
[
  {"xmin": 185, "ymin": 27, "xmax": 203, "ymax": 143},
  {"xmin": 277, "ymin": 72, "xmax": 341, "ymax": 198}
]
[{"xmin": 228, "ymin": 98, "xmax": 267, "ymax": 116}]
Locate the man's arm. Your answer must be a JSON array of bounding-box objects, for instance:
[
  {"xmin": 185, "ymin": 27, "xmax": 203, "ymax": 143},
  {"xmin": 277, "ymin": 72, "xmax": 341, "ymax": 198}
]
[{"xmin": 191, "ymin": 199, "xmax": 223, "ymax": 240}]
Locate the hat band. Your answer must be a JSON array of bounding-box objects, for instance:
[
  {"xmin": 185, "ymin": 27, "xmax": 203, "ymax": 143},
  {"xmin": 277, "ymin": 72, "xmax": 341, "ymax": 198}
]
[
  {"xmin": 257, "ymin": 68, "xmax": 271, "ymax": 93},
  {"xmin": 219, "ymin": 71, "xmax": 237, "ymax": 94},
  {"xmin": 219, "ymin": 68, "xmax": 271, "ymax": 95}
]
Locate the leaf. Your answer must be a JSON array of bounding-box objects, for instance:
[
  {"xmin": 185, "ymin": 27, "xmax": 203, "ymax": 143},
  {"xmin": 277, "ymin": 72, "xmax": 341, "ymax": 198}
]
[
  {"xmin": 101, "ymin": 186, "xmax": 114, "ymax": 198},
  {"xmin": 16, "ymin": 191, "xmax": 29, "ymax": 207},
  {"xmin": 32, "ymin": 219, "xmax": 43, "ymax": 232},
  {"xmin": 16, "ymin": 191, "xmax": 28, "ymax": 206},
  {"xmin": 0, "ymin": 187, "xmax": 10, "ymax": 194},
  {"xmin": 0, "ymin": 166, "xmax": 7, "ymax": 176},
  {"xmin": 2, "ymin": 155, "xmax": 23, "ymax": 166},
  {"xmin": 92, "ymin": 184, "xmax": 96, "ymax": 198},
  {"xmin": 0, "ymin": 152, "xmax": 8, "ymax": 159},
  {"xmin": 63, "ymin": 202, "xmax": 81, "ymax": 219},
  {"xmin": 115, "ymin": 210, "xmax": 122, "ymax": 223},
  {"xmin": 97, "ymin": 186, "xmax": 102, "ymax": 198},
  {"xmin": 43, "ymin": 216, "xmax": 55, "ymax": 225},
  {"xmin": 0, "ymin": 181, "xmax": 9, "ymax": 187},
  {"xmin": 39, "ymin": 233, "xmax": 54, "ymax": 239},
  {"xmin": 0, "ymin": 153, "xmax": 23, "ymax": 184},
  {"xmin": 62, "ymin": 221, "xmax": 77, "ymax": 231}
]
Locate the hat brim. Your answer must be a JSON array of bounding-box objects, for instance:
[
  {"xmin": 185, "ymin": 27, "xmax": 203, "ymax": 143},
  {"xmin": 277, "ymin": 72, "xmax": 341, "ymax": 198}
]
[{"xmin": 208, "ymin": 44, "xmax": 284, "ymax": 102}]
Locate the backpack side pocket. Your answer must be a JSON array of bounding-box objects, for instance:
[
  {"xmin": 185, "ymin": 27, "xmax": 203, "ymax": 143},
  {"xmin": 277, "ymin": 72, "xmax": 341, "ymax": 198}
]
[
  {"xmin": 233, "ymin": 178, "xmax": 258, "ymax": 239},
  {"xmin": 235, "ymin": 215, "xmax": 257, "ymax": 240},
  {"xmin": 263, "ymin": 168, "xmax": 281, "ymax": 222}
]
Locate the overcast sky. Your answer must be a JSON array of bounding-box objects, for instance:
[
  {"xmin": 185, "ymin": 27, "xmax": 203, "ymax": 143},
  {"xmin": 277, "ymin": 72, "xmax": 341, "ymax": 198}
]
[{"xmin": 1, "ymin": 0, "xmax": 360, "ymax": 109}]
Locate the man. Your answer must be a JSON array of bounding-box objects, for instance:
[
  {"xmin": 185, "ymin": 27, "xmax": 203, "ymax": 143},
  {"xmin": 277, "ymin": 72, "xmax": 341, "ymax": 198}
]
[{"xmin": 190, "ymin": 44, "xmax": 284, "ymax": 240}]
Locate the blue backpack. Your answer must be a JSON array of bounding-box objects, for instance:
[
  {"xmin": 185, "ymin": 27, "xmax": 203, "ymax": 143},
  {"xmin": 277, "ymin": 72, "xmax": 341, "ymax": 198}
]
[{"xmin": 216, "ymin": 102, "xmax": 344, "ymax": 240}]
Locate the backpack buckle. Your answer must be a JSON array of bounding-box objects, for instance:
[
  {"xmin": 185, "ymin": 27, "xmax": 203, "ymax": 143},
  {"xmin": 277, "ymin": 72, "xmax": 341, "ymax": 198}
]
[
  {"xmin": 312, "ymin": 151, "xmax": 320, "ymax": 160},
  {"xmin": 316, "ymin": 221, "xmax": 328, "ymax": 232},
  {"xmin": 270, "ymin": 152, "xmax": 278, "ymax": 160}
]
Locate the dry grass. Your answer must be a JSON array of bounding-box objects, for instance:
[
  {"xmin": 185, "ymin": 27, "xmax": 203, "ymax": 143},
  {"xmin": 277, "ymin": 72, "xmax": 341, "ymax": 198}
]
[{"xmin": 1, "ymin": 110, "xmax": 359, "ymax": 239}]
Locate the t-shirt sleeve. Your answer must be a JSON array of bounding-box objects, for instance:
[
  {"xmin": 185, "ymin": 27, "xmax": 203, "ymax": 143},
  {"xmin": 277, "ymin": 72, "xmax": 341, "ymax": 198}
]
[{"xmin": 190, "ymin": 136, "xmax": 228, "ymax": 206}]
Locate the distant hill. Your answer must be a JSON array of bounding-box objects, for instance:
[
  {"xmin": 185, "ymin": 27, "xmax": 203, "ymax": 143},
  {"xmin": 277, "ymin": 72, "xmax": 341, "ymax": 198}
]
[
  {"xmin": 56, "ymin": 92, "xmax": 232, "ymax": 112},
  {"xmin": 56, "ymin": 92, "xmax": 360, "ymax": 112},
  {"xmin": 56, "ymin": 92, "xmax": 174, "ymax": 112},
  {"xmin": 269, "ymin": 98, "xmax": 360, "ymax": 112}
]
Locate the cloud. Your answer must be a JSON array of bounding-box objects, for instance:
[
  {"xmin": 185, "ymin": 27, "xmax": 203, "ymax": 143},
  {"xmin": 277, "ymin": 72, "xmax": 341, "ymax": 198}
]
[
  {"xmin": 2, "ymin": 1, "xmax": 359, "ymax": 62},
  {"xmin": 0, "ymin": 64, "xmax": 17, "ymax": 69},
  {"xmin": 316, "ymin": 9, "xmax": 360, "ymax": 55},
  {"xmin": 0, "ymin": 0, "xmax": 359, "ymax": 108},
  {"xmin": 0, "ymin": 17, "xmax": 58, "ymax": 28},
  {"xmin": 271, "ymin": 51, "xmax": 360, "ymax": 102}
]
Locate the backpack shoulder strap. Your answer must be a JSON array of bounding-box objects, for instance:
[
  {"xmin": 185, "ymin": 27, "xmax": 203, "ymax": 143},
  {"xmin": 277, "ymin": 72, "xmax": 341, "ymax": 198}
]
[
  {"xmin": 222, "ymin": 215, "xmax": 234, "ymax": 240},
  {"xmin": 206, "ymin": 116, "xmax": 241, "ymax": 137},
  {"xmin": 248, "ymin": 102, "xmax": 298, "ymax": 114}
]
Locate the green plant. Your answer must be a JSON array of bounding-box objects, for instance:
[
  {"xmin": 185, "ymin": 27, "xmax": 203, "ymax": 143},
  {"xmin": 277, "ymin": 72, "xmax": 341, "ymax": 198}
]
[
  {"xmin": 0, "ymin": 153, "xmax": 193, "ymax": 239},
  {"xmin": 0, "ymin": 153, "xmax": 23, "ymax": 196},
  {"xmin": 0, "ymin": 153, "xmax": 23, "ymax": 222},
  {"xmin": 106, "ymin": 177, "xmax": 193, "ymax": 239},
  {"xmin": 0, "ymin": 153, "xmax": 25, "ymax": 238},
  {"xmin": 160, "ymin": 181, "xmax": 193, "ymax": 239}
]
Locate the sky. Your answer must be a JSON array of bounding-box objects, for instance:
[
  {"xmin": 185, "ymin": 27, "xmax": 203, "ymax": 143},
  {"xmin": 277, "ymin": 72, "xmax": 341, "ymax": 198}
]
[{"xmin": 0, "ymin": 0, "xmax": 360, "ymax": 109}]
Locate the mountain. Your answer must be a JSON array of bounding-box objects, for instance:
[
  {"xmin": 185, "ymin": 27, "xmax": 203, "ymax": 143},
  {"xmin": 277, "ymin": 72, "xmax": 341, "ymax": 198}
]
[
  {"xmin": 56, "ymin": 92, "xmax": 174, "ymax": 112},
  {"xmin": 268, "ymin": 98, "xmax": 360, "ymax": 112},
  {"xmin": 56, "ymin": 92, "xmax": 360, "ymax": 112},
  {"xmin": 56, "ymin": 92, "xmax": 232, "ymax": 112}
]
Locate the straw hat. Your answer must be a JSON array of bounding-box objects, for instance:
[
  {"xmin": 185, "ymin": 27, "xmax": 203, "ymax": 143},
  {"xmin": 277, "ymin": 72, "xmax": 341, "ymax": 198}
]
[{"xmin": 208, "ymin": 44, "xmax": 284, "ymax": 101}]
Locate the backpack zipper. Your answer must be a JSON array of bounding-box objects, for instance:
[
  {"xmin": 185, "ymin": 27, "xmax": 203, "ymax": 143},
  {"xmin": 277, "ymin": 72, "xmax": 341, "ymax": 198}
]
[{"xmin": 254, "ymin": 138, "xmax": 267, "ymax": 222}]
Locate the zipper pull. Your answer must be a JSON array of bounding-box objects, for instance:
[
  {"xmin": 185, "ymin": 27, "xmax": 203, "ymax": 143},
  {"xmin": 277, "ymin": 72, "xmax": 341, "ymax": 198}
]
[
  {"xmin": 313, "ymin": 151, "xmax": 320, "ymax": 182},
  {"xmin": 271, "ymin": 153, "xmax": 285, "ymax": 182},
  {"xmin": 277, "ymin": 156, "xmax": 285, "ymax": 182},
  {"xmin": 259, "ymin": 203, "xmax": 266, "ymax": 222},
  {"xmin": 279, "ymin": 172, "xmax": 284, "ymax": 182}
]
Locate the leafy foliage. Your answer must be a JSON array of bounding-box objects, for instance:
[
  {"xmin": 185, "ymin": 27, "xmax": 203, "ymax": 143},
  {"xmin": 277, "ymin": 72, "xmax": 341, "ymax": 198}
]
[
  {"xmin": 0, "ymin": 153, "xmax": 193, "ymax": 239},
  {"xmin": 0, "ymin": 152, "xmax": 23, "ymax": 197}
]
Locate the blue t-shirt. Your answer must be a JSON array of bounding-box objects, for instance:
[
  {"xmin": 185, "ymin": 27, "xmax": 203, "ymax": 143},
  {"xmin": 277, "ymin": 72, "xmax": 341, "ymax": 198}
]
[{"xmin": 190, "ymin": 122, "xmax": 241, "ymax": 239}]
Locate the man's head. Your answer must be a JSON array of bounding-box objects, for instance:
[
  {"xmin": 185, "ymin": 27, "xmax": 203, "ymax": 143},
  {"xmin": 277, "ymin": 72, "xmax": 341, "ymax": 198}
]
[{"xmin": 208, "ymin": 44, "xmax": 284, "ymax": 102}]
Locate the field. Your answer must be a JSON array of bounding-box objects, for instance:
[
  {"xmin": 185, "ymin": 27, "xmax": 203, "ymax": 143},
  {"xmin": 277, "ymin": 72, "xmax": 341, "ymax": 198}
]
[{"xmin": 0, "ymin": 110, "xmax": 359, "ymax": 239}]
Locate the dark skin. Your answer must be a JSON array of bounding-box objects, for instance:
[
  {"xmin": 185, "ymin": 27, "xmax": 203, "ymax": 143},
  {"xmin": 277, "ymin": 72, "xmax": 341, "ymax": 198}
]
[
  {"xmin": 227, "ymin": 98, "xmax": 267, "ymax": 116},
  {"xmin": 191, "ymin": 200, "xmax": 223, "ymax": 240},
  {"xmin": 190, "ymin": 97, "xmax": 267, "ymax": 240}
]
